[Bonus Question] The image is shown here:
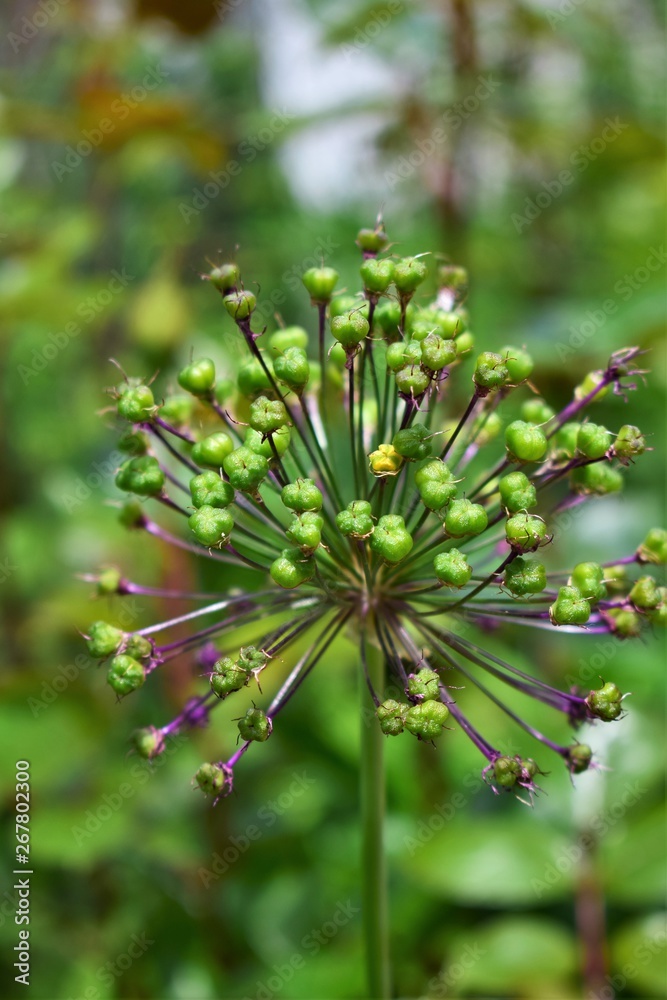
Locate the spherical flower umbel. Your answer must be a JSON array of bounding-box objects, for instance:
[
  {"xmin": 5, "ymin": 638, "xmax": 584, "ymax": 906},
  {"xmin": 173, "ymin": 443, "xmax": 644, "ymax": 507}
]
[{"xmin": 85, "ymin": 223, "xmax": 664, "ymax": 806}]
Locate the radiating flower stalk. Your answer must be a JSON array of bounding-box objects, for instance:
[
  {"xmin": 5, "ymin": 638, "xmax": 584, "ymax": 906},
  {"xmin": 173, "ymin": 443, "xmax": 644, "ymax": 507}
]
[{"xmin": 84, "ymin": 221, "xmax": 665, "ymax": 999}]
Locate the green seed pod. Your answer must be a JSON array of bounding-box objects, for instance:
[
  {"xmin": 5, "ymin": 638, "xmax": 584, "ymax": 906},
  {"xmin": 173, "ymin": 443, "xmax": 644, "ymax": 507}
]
[
  {"xmin": 576, "ymin": 423, "xmax": 612, "ymax": 460},
  {"xmin": 119, "ymin": 499, "xmax": 146, "ymax": 529},
  {"xmin": 607, "ymin": 608, "xmax": 642, "ymax": 638},
  {"xmin": 421, "ymin": 333, "xmax": 457, "ymax": 371},
  {"xmin": 386, "ymin": 339, "xmax": 422, "ymax": 371},
  {"xmin": 223, "ymin": 289, "xmax": 256, "ymax": 320},
  {"xmin": 270, "ymin": 548, "xmax": 315, "ymax": 589},
  {"xmin": 393, "ymin": 256, "xmax": 428, "ymax": 295},
  {"xmin": 237, "ymin": 645, "xmax": 269, "ymax": 673},
  {"xmin": 117, "ymin": 383, "xmax": 155, "ymax": 423},
  {"xmin": 500, "ymin": 345, "xmax": 534, "ymax": 384},
  {"xmin": 360, "ymin": 257, "xmax": 394, "ymax": 294},
  {"xmin": 409, "ymin": 307, "xmax": 461, "ymax": 340},
  {"xmin": 505, "ymin": 512, "xmax": 548, "ymax": 553},
  {"xmin": 116, "ymin": 456, "xmax": 165, "ymax": 497},
  {"xmin": 434, "ymin": 548, "xmax": 472, "ymax": 588},
  {"xmin": 209, "ymin": 263, "xmax": 240, "ymax": 291},
  {"xmin": 190, "ymin": 471, "xmax": 235, "ymax": 509},
  {"xmin": 473, "ymin": 352, "xmax": 510, "ymax": 393},
  {"xmin": 571, "ymin": 463, "xmax": 623, "ymax": 495},
  {"xmin": 336, "ymin": 500, "xmax": 374, "ymax": 538},
  {"xmin": 195, "ymin": 761, "xmax": 231, "ymax": 797},
  {"xmin": 188, "ymin": 505, "xmax": 234, "ymax": 547},
  {"xmin": 613, "ymin": 424, "xmax": 646, "ymax": 463},
  {"xmin": 603, "ymin": 564, "xmax": 628, "ymax": 592},
  {"xmin": 638, "ymin": 528, "xmax": 667, "ymax": 565},
  {"xmin": 273, "ymin": 346, "xmax": 310, "ymax": 393},
  {"xmin": 647, "ymin": 590, "xmax": 667, "ymax": 627},
  {"xmin": 331, "ymin": 311, "xmax": 370, "ymax": 351},
  {"xmin": 330, "ymin": 295, "xmax": 365, "ymax": 319},
  {"xmin": 521, "ymin": 759, "xmax": 539, "ymax": 780},
  {"xmin": 566, "ymin": 743, "xmax": 593, "ymax": 774},
  {"xmin": 245, "ymin": 425, "xmax": 291, "ymax": 459},
  {"xmin": 570, "ymin": 562, "xmax": 607, "ymax": 603},
  {"xmin": 505, "ymin": 421, "xmax": 548, "ymax": 463},
  {"xmin": 504, "ymin": 556, "xmax": 547, "ymax": 596},
  {"xmin": 191, "ymin": 432, "xmax": 234, "ymax": 470},
  {"xmin": 376, "ymin": 699, "xmax": 409, "ymax": 736},
  {"xmin": 493, "ymin": 756, "xmax": 522, "ymax": 788},
  {"xmin": 356, "ymin": 226, "xmax": 389, "ymax": 254},
  {"xmin": 302, "ymin": 266, "xmax": 339, "ymax": 303},
  {"xmin": 238, "ymin": 707, "xmax": 272, "ymax": 742},
  {"xmin": 415, "ymin": 460, "xmax": 457, "ymax": 510},
  {"xmin": 629, "ymin": 575, "xmax": 662, "ymax": 610},
  {"xmin": 586, "ymin": 682, "xmax": 624, "ymax": 722},
  {"xmin": 444, "ymin": 498, "xmax": 488, "ymax": 538},
  {"xmin": 373, "ymin": 299, "xmax": 403, "ymax": 337},
  {"xmin": 521, "ymin": 398, "xmax": 555, "ymax": 425},
  {"xmin": 553, "ymin": 422, "xmax": 581, "ymax": 460},
  {"xmin": 177, "ymin": 357, "xmax": 216, "ymax": 396},
  {"xmin": 574, "ymin": 370, "xmax": 609, "ymax": 402},
  {"xmin": 370, "ymin": 515, "xmax": 413, "ymax": 564},
  {"xmin": 107, "ymin": 654, "xmax": 145, "ymax": 697},
  {"xmin": 118, "ymin": 429, "xmax": 149, "ymax": 455},
  {"xmin": 407, "ymin": 668, "xmax": 440, "ymax": 702},
  {"xmin": 268, "ymin": 326, "xmax": 308, "ymax": 356},
  {"xmin": 160, "ymin": 395, "xmax": 194, "ymax": 428},
  {"xmin": 123, "ymin": 634, "xmax": 152, "ymax": 660},
  {"xmin": 223, "ymin": 446, "xmax": 269, "ymax": 493},
  {"xmin": 249, "ymin": 395, "xmax": 288, "ymax": 436},
  {"xmin": 498, "ymin": 471, "xmax": 537, "ymax": 513},
  {"xmin": 369, "ymin": 444, "xmax": 404, "ymax": 477},
  {"xmin": 237, "ymin": 358, "xmax": 274, "ymax": 398},
  {"xmin": 395, "ymin": 365, "xmax": 431, "ymax": 397},
  {"xmin": 437, "ymin": 264, "xmax": 468, "ymax": 304},
  {"xmin": 86, "ymin": 620, "xmax": 125, "ymax": 659},
  {"xmin": 281, "ymin": 478, "xmax": 323, "ymax": 512},
  {"xmin": 210, "ymin": 656, "xmax": 249, "ymax": 698},
  {"xmin": 286, "ymin": 511, "xmax": 324, "ymax": 552},
  {"xmin": 549, "ymin": 586, "xmax": 590, "ymax": 626},
  {"xmin": 455, "ymin": 330, "xmax": 474, "ymax": 356},
  {"xmin": 132, "ymin": 726, "xmax": 166, "ymax": 760},
  {"xmin": 404, "ymin": 700, "xmax": 450, "ymax": 740},
  {"xmin": 96, "ymin": 567, "xmax": 122, "ymax": 596},
  {"xmin": 392, "ymin": 424, "xmax": 433, "ymax": 462}
]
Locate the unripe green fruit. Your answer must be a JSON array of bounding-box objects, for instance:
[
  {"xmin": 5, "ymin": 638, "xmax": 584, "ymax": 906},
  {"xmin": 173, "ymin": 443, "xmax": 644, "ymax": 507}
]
[
  {"xmin": 132, "ymin": 726, "xmax": 165, "ymax": 759},
  {"xmin": 504, "ymin": 557, "xmax": 547, "ymax": 596},
  {"xmin": 421, "ymin": 333, "xmax": 457, "ymax": 371},
  {"xmin": 407, "ymin": 668, "xmax": 440, "ymax": 702},
  {"xmin": 373, "ymin": 299, "xmax": 403, "ymax": 336},
  {"xmin": 549, "ymin": 586, "xmax": 590, "ymax": 626},
  {"xmin": 498, "ymin": 471, "xmax": 537, "ymax": 512},
  {"xmin": 360, "ymin": 257, "xmax": 394, "ymax": 293},
  {"xmin": 570, "ymin": 562, "xmax": 606, "ymax": 603},
  {"xmin": 119, "ymin": 499, "xmax": 146, "ymax": 529},
  {"xmin": 210, "ymin": 657, "xmax": 249, "ymax": 698},
  {"xmin": 238, "ymin": 645, "xmax": 268, "ymax": 672},
  {"xmin": 195, "ymin": 762, "xmax": 231, "ymax": 797},
  {"xmin": 238, "ymin": 707, "xmax": 272, "ymax": 743},
  {"xmin": 249, "ymin": 395, "xmax": 288, "ymax": 435},
  {"xmin": 455, "ymin": 331, "xmax": 474, "ymax": 355},
  {"xmin": 273, "ymin": 346, "xmax": 310, "ymax": 392},
  {"xmin": 209, "ymin": 263, "xmax": 239, "ymax": 291},
  {"xmin": 107, "ymin": 654, "xmax": 145, "ymax": 697},
  {"xmin": 191, "ymin": 432, "xmax": 234, "ymax": 469},
  {"xmin": 647, "ymin": 590, "xmax": 667, "ymax": 626},
  {"xmin": 160, "ymin": 395, "xmax": 193, "ymax": 428},
  {"xmin": 567, "ymin": 744, "xmax": 593, "ymax": 774},
  {"xmin": 434, "ymin": 548, "xmax": 472, "ymax": 588},
  {"xmin": 270, "ymin": 548, "xmax": 315, "ymax": 589},
  {"xmin": 96, "ymin": 567, "xmax": 122, "ymax": 596},
  {"xmin": 571, "ymin": 463, "xmax": 623, "ymax": 495},
  {"xmin": 386, "ymin": 339, "xmax": 421, "ymax": 371},
  {"xmin": 188, "ymin": 505, "xmax": 234, "ymax": 547},
  {"xmin": 415, "ymin": 460, "xmax": 457, "ymax": 510},
  {"xmin": 223, "ymin": 289, "xmax": 256, "ymax": 319},
  {"xmin": 268, "ymin": 326, "xmax": 308, "ymax": 356},
  {"xmin": 613, "ymin": 424, "xmax": 646, "ymax": 462},
  {"xmin": 356, "ymin": 226, "xmax": 389, "ymax": 254},
  {"xmin": 330, "ymin": 295, "xmax": 366, "ymax": 319},
  {"xmin": 393, "ymin": 256, "xmax": 428, "ymax": 295},
  {"xmin": 629, "ymin": 575, "xmax": 661, "ymax": 610},
  {"xmin": 302, "ymin": 266, "xmax": 339, "ymax": 303},
  {"xmin": 553, "ymin": 422, "xmax": 581, "ymax": 460},
  {"xmin": 336, "ymin": 500, "xmax": 374, "ymax": 538},
  {"xmin": 577, "ymin": 423, "xmax": 611, "ymax": 459},
  {"xmin": 408, "ymin": 307, "xmax": 461, "ymax": 340},
  {"xmin": 118, "ymin": 430, "xmax": 149, "ymax": 455},
  {"xmin": 586, "ymin": 682, "xmax": 624, "ymax": 721},
  {"xmin": 500, "ymin": 345, "xmax": 534, "ymax": 384},
  {"xmin": 444, "ymin": 499, "xmax": 488, "ymax": 538},
  {"xmin": 376, "ymin": 699, "xmax": 408, "ymax": 736},
  {"xmin": 473, "ymin": 352, "xmax": 510, "ymax": 393},
  {"xmin": 369, "ymin": 444, "xmax": 403, "ymax": 476},
  {"xmin": 370, "ymin": 515, "xmax": 413, "ymax": 563},
  {"xmin": 493, "ymin": 756, "xmax": 522, "ymax": 788},
  {"xmin": 607, "ymin": 608, "xmax": 642, "ymax": 637},
  {"xmin": 395, "ymin": 365, "xmax": 431, "ymax": 397},
  {"xmin": 331, "ymin": 311, "xmax": 370, "ymax": 350},
  {"xmin": 116, "ymin": 456, "xmax": 165, "ymax": 497},
  {"xmin": 124, "ymin": 634, "xmax": 152, "ymax": 660},
  {"xmin": 87, "ymin": 620, "xmax": 125, "ymax": 658},
  {"xmin": 521, "ymin": 398, "xmax": 555, "ymax": 425},
  {"xmin": 245, "ymin": 425, "xmax": 291, "ymax": 459},
  {"xmin": 404, "ymin": 700, "xmax": 449, "ymax": 739},
  {"xmin": 223, "ymin": 446, "xmax": 269, "ymax": 492},
  {"xmin": 286, "ymin": 512, "xmax": 323, "ymax": 552},
  {"xmin": 505, "ymin": 421, "xmax": 548, "ymax": 463},
  {"xmin": 117, "ymin": 384, "xmax": 155, "ymax": 423},
  {"xmin": 392, "ymin": 424, "xmax": 433, "ymax": 461},
  {"xmin": 177, "ymin": 358, "xmax": 216, "ymax": 396},
  {"xmin": 281, "ymin": 478, "xmax": 323, "ymax": 512},
  {"xmin": 237, "ymin": 358, "xmax": 274, "ymax": 398},
  {"xmin": 505, "ymin": 512, "xmax": 548, "ymax": 553},
  {"xmin": 575, "ymin": 370, "xmax": 609, "ymax": 402},
  {"xmin": 638, "ymin": 528, "xmax": 667, "ymax": 565},
  {"xmin": 190, "ymin": 471, "xmax": 235, "ymax": 509}
]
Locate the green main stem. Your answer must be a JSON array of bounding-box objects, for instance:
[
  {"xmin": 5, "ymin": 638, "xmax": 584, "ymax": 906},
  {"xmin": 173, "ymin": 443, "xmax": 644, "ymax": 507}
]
[{"xmin": 360, "ymin": 634, "xmax": 391, "ymax": 999}]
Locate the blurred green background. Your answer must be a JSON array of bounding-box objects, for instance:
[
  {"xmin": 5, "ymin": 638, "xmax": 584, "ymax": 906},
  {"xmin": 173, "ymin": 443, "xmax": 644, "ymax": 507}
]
[{"xmin": 1, "ymin": 1, "xmax": 665, "ymax": 998}]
